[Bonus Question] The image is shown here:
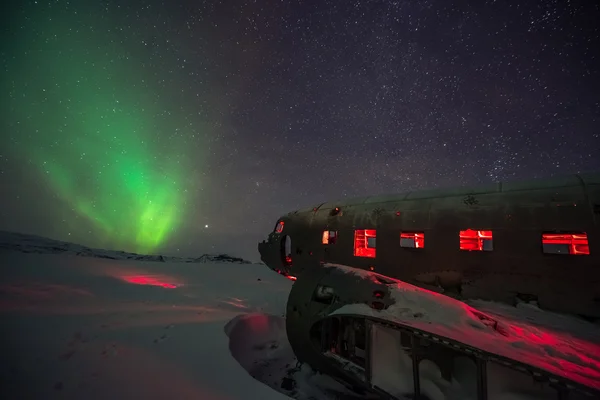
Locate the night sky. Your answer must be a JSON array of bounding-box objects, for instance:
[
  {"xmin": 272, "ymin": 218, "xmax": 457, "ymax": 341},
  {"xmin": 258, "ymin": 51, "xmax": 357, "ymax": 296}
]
[{"xmin": 1, "ymin": 0, "xmax": 599, "ymax": 261}]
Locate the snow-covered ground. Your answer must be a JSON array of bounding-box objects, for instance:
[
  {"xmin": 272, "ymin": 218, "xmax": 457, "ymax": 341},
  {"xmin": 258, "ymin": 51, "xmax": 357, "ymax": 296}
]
[
  {"xmin": 0, "ymin": 232, "xmax": 366, "ymax": 400},
  {"xmin": 1, "ymin": 232, "xmax": 599, "ymax": 400}
]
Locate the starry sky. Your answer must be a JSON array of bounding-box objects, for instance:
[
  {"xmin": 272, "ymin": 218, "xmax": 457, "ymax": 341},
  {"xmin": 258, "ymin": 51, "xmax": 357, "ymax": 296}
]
[{"xmin": 1, "ymin": 0, "xmax": 599, "ymax": 261}]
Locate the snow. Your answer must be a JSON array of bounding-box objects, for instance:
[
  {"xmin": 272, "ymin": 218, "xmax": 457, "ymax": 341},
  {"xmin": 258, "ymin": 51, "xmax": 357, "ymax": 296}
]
[
  {"xmin": 0, "ymin": 230, "xmax": 252, "ymax": 264},
  {"xmin": 368, "ymin": 322, "xmax": 559, "ymax": 400},
  {"xmin": 327, "ymin": 263, "xmax": 600, "ymax": 396},
  {"xmin": 0, "ymin": 249, "xmax": 292, "ymax": 399},
  {"xmin": 0, "ymin": 232, "xmax": 368, "ymax": 400},
  {"xmin": 370, "ymin": 324, "xmax": 414, "ymax": 396},
  {"xmin": 1, "ymin": 233, "xmax": 599, "ymax": 400}
]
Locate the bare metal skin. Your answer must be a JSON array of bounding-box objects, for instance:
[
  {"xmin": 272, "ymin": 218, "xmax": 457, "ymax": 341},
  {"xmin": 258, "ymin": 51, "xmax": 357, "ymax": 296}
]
[{"xmin": 259, "ymin": 172, "xmax": 600, "ymax": 319}]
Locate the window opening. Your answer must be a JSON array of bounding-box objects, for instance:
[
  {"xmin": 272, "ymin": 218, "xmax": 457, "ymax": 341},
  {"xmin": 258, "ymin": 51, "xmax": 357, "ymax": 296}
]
[
  {"xmin": 542, "ymin": 232, "xmax": 590, "ymax": 255},
  {"xmin": 322, "ymin": 230, "xmax": 338, "ymax": 245},
  {"xmin": 321, "ymin": 317, "xmax": 366, "ymax": 369},
  {"xmin": 281, "ymin": 235, "xmax": 292, "ymax": 265},
  {"xmin": 275, "ymin": 221, "xmax": 284, "ymax": 233},
  {"xmin": 313, "ymin": 285, "xmax": 336, "ymax": 304},
  {"xmin": 354, "ymin": 229, "xmax": 376, "ymax": 258},
  {"xmin": 400, "ymin": 232, "xmax": 425, "ymax": 248},
  {"xmin": 459, "ymin": 229, "xmax": 493, "ymax": 251}
]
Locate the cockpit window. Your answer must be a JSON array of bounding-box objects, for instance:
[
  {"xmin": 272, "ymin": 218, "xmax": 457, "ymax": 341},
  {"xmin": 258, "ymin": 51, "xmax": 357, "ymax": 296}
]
[{"xmin": 274, "ymin": 221, "xmax": 284, "ymax": 233}]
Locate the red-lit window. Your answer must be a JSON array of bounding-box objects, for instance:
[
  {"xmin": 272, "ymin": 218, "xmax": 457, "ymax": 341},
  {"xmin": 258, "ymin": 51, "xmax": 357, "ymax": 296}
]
[
  {"xmin": 400, "ymin": 232, "xmax": 425, "ymax": 248},
  {"xmin": 542, "ymin": 232, "xmax": 590, "ymax": 255},
  {"xmin": 354, "ymin": 229, "xmax": 376, "ymax": 258},
  {"xmin": 275, "ymin": 221, "xmax": 284, "ymax": 233},
  {"xmin": 322, "ymin": 230, "xmax": 337, "ymax": 245},
  {"xmin": 459, "ymin": 229, "xmax": 493, "ymax": 251}
]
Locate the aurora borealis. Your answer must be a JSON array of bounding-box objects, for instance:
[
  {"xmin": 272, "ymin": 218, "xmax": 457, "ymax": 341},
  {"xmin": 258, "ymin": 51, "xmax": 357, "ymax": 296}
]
[
  {"xmin": 2, "ymin": 3, "xmax": 194, "ymax": 253},
  {"xmin": 1, "ymin": 1, "xmax": 599, "ymax": 260}
]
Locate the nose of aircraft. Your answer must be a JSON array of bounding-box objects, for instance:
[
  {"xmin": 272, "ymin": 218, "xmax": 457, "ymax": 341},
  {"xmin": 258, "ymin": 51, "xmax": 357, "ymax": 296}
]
[
  {"xmin": 259, "ymin": 234, "xmax": 296, "ymax": 280},
  {"xmin": 258, "ymin": 237, "xmax": 283, "ymax": 272}
]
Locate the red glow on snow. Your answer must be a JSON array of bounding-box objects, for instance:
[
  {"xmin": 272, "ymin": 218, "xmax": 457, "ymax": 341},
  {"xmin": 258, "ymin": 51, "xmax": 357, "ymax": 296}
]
[
  {"xmin": 503, "ymin": 323, "xmax": 600, "ymax": 388},
  {"xmin": 459, "ymin": 229, "xmax": 493, "ymax": 251},
  {"xmin": 354, "ymin": 229, "xmax": 376, "ymax": 258},
  {"xmin": 542, "ymin": 232, "xmax": 590, "ymax": 255},
  {"xmin": 400, "ymin": 232, "xmax": 425, "ymax": 248},
  {"xmin": 121, "ymin": 275, "xmax": 178, "ymax": 289},
  {"xmin": 275, "ymin": 221, "xmax": 284, "ymax": 233}
]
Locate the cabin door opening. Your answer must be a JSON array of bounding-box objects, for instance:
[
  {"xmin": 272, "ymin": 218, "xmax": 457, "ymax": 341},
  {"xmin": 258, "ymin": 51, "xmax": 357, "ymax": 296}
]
[{"xmin": 281, "ymin": 235, "xmax": 292, "ymax": 266}]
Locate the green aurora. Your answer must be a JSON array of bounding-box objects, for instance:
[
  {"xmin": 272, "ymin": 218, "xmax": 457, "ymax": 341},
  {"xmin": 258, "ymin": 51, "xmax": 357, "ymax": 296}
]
[{"xmin": 3, "ymin": 6, "xmax": 195, "ymax": 253}]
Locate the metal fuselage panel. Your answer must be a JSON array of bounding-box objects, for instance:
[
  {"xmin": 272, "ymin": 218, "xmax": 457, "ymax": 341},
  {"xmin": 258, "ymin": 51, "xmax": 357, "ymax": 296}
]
[
  {"xmin": 285, "ymin": 266, "xmax": 600, "ymax": 399},
  {"xmin": 259, "ymin": 173, "xmax": 600, "ymax": 318}
]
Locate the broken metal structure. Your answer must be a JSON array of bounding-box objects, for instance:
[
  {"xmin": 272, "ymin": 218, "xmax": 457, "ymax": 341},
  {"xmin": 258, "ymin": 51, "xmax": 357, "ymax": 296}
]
[{"xmin": 259, "ymin": 173, "xmax": 600, "ymax": 399}]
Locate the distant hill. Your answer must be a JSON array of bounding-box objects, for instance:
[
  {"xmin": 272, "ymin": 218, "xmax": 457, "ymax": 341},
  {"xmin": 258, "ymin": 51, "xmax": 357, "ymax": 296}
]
[{"xmin": 0, "ymin": 231, "xmax": 252, "ymax": 264}]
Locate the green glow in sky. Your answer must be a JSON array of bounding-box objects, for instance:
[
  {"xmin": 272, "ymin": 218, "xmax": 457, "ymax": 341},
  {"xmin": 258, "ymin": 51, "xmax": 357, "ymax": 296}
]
[{"xmin": 5, "ymin": 8, "xmax": 192, "ymax": 253}]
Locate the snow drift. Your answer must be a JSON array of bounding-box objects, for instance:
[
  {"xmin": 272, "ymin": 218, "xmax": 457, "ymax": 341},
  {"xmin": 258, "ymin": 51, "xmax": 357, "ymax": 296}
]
[{"xmin": 327, "ymin": 263, "xmax": 600, "ymax": 395}]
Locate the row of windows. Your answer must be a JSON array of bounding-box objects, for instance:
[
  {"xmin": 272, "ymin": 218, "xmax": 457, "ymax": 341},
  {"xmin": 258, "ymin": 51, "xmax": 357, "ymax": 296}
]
[{"xmin": 321, "ymin": 229, "xmax": 591, "ymax": 258}]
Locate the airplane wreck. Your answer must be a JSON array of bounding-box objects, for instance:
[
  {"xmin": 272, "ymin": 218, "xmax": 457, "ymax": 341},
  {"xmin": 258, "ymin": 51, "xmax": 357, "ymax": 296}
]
[{"xmin": 259, "ymin": 172, "xmax": 600, "ymax": 399}]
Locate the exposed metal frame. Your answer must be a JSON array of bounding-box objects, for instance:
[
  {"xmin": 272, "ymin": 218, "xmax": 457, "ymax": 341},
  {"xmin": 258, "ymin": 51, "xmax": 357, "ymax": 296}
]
[{"xmin": 319, "ymin": 316, "xmax": 598, "ymax": 400}]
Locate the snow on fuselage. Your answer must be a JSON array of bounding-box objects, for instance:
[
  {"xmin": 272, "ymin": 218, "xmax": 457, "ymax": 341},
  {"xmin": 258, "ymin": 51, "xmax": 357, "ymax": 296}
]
[{"xmin": 324, "ymin": 263, "xmax": 600, "ymax": 392}]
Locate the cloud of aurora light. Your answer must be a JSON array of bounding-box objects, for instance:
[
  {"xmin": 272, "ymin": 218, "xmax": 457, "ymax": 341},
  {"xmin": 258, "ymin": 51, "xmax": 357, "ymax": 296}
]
[{"xmin": 3, "ymin": 6, "xmax": 194, "ymax": 253}]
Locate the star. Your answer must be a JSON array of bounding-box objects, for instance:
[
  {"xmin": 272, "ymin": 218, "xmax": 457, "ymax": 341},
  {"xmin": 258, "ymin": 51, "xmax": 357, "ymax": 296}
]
[{"xmin": 0, "ymin": 0, "xmax": 598, "ymax": 261}]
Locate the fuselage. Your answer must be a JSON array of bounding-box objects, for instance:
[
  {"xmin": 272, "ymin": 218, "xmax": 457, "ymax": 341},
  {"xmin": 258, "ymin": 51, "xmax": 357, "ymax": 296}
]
[{"xmin": 258, "ymin": 172, "xmax": 600, "ymax": 318}]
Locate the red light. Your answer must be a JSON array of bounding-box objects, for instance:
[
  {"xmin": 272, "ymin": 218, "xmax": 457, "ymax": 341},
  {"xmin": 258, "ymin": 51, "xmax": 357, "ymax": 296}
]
[
  {"xmin": 322, "ymin": 230, "xmax": 337, "ymax": 245},
  {"xmin": 275, "ymin": 221, "xmax": 284, "ymax": 233},
  {"xmin": 542, "ymin": 233, "xmax": 590, "ymax": 255},
  {"xmin": 285, "ymin": 255, "xmax": 292, "ymax": 265},
  {"xmin": 121, "ymin": 275, "xmax": 177, "ymax": 289},
  {"xmin": 459, "ymin": 229, "xmax": 493, "ymax": 251},
  {"xmin": 400, "ymin": 232, "xmax": 425, "ymax": 248},
  {"xmin": 287, "ymin": 275, "xmax": 297, "ymax": 281},
  {"xmin": 354, "ymin": 229, "xmax": 376, "ymax": 258}
]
